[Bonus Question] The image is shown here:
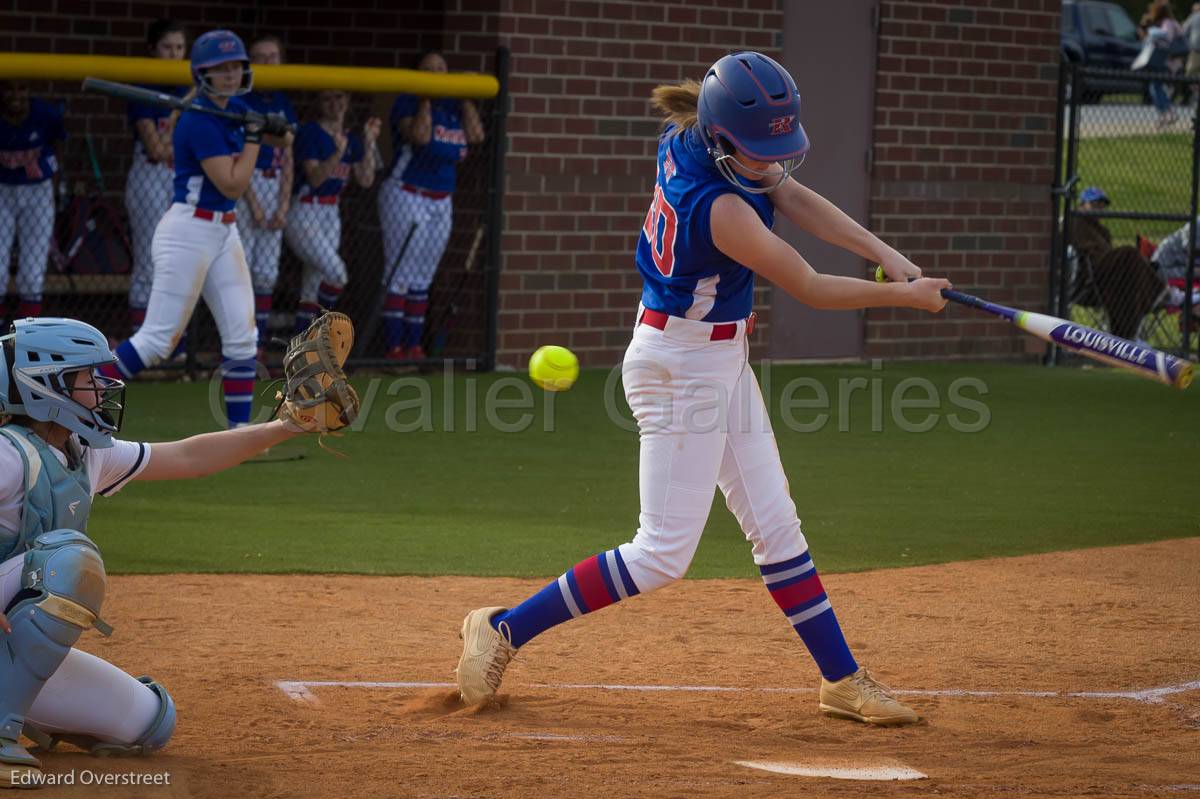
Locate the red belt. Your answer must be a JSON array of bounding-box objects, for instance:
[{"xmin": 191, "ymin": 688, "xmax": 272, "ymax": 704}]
[
  {"xmin": 260, "ymin": 169, "xmax": 277, "ymax": 178},
  {"xmin": 300, "ymin": 195, "xmax": 338, "ymax": 205},
  {"xmin": 402, "ymin": 184, "xmax": 450, "ymax": 200},
  {"xmin": 193, "ymin": 208, "xmax": 236, "ymax": 224},
  {"xmin": 638, "ymin": 308, "xmax": 755, "ymax": 340}
]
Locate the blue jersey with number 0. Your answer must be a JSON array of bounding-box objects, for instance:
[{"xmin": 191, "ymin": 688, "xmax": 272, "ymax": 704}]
[
  {"xmin": 171, "ymin": 94, "xmax": 249, "ymax": 212},
  {"xmin": 634, "ymin": 125, "xmax": 774, "ymax": 323}
]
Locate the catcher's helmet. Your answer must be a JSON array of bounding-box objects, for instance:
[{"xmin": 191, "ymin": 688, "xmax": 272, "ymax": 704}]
[
  {"xmin": 190, "ymin": 29, "xmax": 253, "ymax": 97},
  {"xmin": 697, "ymin": 51, "xmax": 809, "ymax": 194},
  {"xmin": 0, "ymin": 318, "xmax": 125, "ymax": 449}
]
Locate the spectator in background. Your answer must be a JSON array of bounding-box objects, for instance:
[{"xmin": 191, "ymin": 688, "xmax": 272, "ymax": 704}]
[
  {"xmin": 377, "ymin": 51, "xmax": 485, "ymax": 362},
  {"xmin": 0, "ymin": 80, "xmax": 64, "ymax": 321},
  {"xmin": 1070, "ymin": 187, "xmax": 1165, "ymax": 339},
  {"xmin": 237, "ymin": 33, "xmax": 296, "ymax": 360},
  {"xmin": 1133, "ymin": 18, "xmax": 1179, "ymax": 129},
  {"xmin": 1151, "ymin": 217, "xmax": 1200, "ymax": 282},
  {"xmin": 1184, "ymin": 2, "xmax": 1200, "ymax": 95},
  {"xmin": 124, "ymin": 18, "xmax": 189, "ymax": 336},
  {"xmin": 284, "ymin": 91, "xmax": 379, "ymax": 333}
]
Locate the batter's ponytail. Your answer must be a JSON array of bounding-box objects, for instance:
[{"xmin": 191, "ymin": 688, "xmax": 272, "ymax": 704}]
[{"xmin": 650, "ymin": 79, "xmax": 700, "ymax": 130}]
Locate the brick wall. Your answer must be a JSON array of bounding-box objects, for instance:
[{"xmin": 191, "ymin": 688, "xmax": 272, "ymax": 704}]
[
  {"xmin": 867, "ymin": 1, "xmax": 1060, "ymax": 359},
  {"xmin": 491, "ymin": 0, "xmax": 782, "ymax": 366}
]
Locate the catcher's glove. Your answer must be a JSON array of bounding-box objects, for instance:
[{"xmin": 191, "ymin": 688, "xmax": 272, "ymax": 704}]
[{"xmin": 276, "ymin": 311, "xmax": 359, "ymax": 433}]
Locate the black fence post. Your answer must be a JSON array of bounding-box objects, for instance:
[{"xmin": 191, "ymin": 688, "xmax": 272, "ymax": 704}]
[
  {"xmin": 482, "ymin": 46, "xmax": 510, "ymax": 372},
  {"xmin": 1046, "ymin": 56, "xmax": 1072, "ymax": 366},
  {"xmin": 1185, "ymin": 95, "xmax": 1199, "ymax": 359}
]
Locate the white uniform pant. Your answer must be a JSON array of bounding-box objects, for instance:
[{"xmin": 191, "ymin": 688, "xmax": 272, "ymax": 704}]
[
  {"xmin": 130, "ymin": 203, "xmax": 256, "ymax": 366},
  {"xmin": 617, "ymin": 313, "xmax": 808, "ymax": 592},
  {"xmin": 284, "ymin": 202, "xmax": 346, "ymax": 303},
  {"xmin": 0, "ymin": 554, "xmax": 160, "ymax": 745},
  {"xmin": 0, "ymin": 181, "xmax": 54, "ymax": 302},
  {"xmin": 236, "ymin": 169, "xmax": 285, "ymax": 295},
  {"xmin": 377, "ymin": 178, "xmax": 452, "ymax": 294},
  {"xmin": 123, "ymin": 158, "xmax": 173, "ymax": 309}
]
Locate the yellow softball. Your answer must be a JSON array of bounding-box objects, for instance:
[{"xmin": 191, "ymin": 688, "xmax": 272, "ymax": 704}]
[
  {"xmin": 874, "ymin": 264, "xmax": 886, "ymax": 283},
  {"xmin": 528, "ymin": 345, "xmax": 579, "ymax": 392}
]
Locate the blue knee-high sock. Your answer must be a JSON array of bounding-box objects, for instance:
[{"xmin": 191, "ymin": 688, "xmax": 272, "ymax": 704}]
[
  {"xmin": 492, "ymin": 547, "xmax": 641, "ymax": 648},
  {"xmin": 294, "ymin": 302, "xmax": 320, "ymax": 335},
  {"xmin": 220, "ymin": 357, "xmax": 256, "ymax": 428},
  {"xmin": 110, "ymin": 339, "xmax": 146, "ymax": 379},
  {"xmin": 384, "ymin": 293, "xmax": 406, "ymax": 350},
  {"xmin": 317, "ymin": 281, "xmax": 343, "ymax": 311},
  {"xmin": 760, "ymin": 551, "xmax": 858, "ymax": 681},
  {"xmin": 402, "ymin": 290, "xmax": 428, "ymax": 349},
  {"xmin": 254, "ymin": 294, "xmax": 272, "ymax": 345}
]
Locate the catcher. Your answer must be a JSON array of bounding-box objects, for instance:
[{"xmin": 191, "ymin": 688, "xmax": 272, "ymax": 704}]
[{"xmin": 0, "ymin": 313, "xmax": 355, "ymax": 788}]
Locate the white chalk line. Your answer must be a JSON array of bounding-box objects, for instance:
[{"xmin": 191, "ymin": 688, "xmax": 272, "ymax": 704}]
[
  {"xmin": 735, "ymin": 760, "xmax": 927, "ymax": 781},
  {"xmin": 275, "ymin": 678, "xmax": 1200, "ymax": 707}
]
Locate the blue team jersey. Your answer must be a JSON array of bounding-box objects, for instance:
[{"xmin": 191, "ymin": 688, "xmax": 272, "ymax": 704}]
[
  {"xmin": 0, "ymin": 99, "xmax": 65, "ymax": 185},
  {"xmin": 388, "ymin": 95, "xmax": 467, "ymax": 194},
  {"xmin": 293, "ymin": 121, "xmax": 364, "ymax": 199},
  {"xmin": 126, "ymin": 85, "xmax": 189, "ymax": 160},
  {"xmin": 635, "ymin": 125, "xmax": 774, "ymax": 323},
  {"xmin": 242, "ymin": 90, "xmax": 296, "ymax": 171},
  {"xmin": 171, "ymin": 95, "xmax": 249, "ymax": 212}
]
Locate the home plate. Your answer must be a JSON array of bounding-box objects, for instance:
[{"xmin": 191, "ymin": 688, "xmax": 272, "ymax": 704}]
[{"xmin": 735, "ymin": 760, "xmax": 927, "ymax": 781}]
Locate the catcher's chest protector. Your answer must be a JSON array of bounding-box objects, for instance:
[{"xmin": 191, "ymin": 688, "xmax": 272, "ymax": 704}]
[{"xmin": 0, "ymin": 424, "xmax": 91, "ymax": 561}]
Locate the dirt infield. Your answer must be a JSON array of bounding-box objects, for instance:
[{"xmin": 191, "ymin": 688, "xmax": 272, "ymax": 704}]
[{"xmin": 36, "ymin": 538, "xmax": 1200, "ymax": 798}]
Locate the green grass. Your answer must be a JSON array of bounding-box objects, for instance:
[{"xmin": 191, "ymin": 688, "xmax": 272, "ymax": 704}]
[
  {"xmin": 1074, "ymin": 132, "xmax": 1194, "ymax": 244},
  {"xmin": 90, "ymin": 362, "xmax": 1200, "ymax": 578}
]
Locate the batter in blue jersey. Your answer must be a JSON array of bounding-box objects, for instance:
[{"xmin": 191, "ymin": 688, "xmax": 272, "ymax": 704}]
[
  {"xmin": 0, "ymin": 82, "xmax": 65, "ymax": 319},
  {"xmin": 455, "ymin": 52, "xmax": 952, "ymax": 730}
]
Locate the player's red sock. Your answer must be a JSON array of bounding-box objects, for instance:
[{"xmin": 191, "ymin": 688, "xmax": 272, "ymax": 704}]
[
  {"xmin": 317, "ymin": 282, "xmax": 343, "ymax": 310},
  {"xmin": 760, "ymin": 551, "xmax": 858, "ymax": 681},
  {"xmin": 16, "ymin": 300, "xmax": 42, "ymax": 318}
]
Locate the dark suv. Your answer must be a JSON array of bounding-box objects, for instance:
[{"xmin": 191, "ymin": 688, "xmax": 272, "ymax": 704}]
[{"xmin": 1061, "ymin": 0, "xmax": 1144, "ymax": 100}]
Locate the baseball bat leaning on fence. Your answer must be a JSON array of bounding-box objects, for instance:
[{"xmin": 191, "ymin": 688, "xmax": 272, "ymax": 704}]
[
  {"xmin": 353, "ymin": 220, "xmax": 419, "ymax": 359},
  {"xmin": 81, "ymin": 78, "xmax": 298, "ymax": 137},
  {"xmin": 874, "ymin": 265, "xmax": 1194, "ymax": 389}
]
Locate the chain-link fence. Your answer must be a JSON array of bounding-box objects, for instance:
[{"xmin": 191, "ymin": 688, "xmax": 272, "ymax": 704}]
[
  {"xmin": 1, "ymin": 53, "xmax": 506, "ymax": 377},
  {"xmin": 1049, "ymin": 64, "xmax": 1199, "ymax": 361}
]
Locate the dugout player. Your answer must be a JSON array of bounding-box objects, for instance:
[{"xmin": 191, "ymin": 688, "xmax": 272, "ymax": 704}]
[
  {"xmin": 455, "ymin": 53, "xmax": 949, "ymax": 726},
  {"xmin": 0, "ymin": 81, "xmax": 64, "ymax": 322},
  {"xmin": 102, "ymin": 30, "xmax": 293, "ymax": 429},
  {"xmin": 237, "ymin": 34, "xmax": 297, "ymax": 358},
  {"xmin": 124, "ymin": 19, "xmax": 189, "ymax": 336},
  {"xmin": 0, "ymin": 316, "xmax": 324, "ymax": 788},
  {"xmin": 377, "ymin": 51, "xmax": 484, "ymax": 362},
  {"xmin": 284, "ymin": 91, "xmax": 379, "ymax": 334}
]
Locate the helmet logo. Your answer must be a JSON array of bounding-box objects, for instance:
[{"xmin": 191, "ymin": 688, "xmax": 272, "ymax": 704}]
[
  {"xmin": 218, "ymin": 38, "xmax": 238, "ymax": 53},
  {"xmin": 769, "ymin": 115, "xmax": 795, "ymax": 135}
]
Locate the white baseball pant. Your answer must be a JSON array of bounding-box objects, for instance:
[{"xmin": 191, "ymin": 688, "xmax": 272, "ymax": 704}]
[
  {"xmin": 123, "ymin": 158, "xmax": 173, "ymax": 310},
  {"xmin": 236, "ymin": 169, "xmax": 285, "ymax": 295},
  {"xmin": 284, "ymin": 201, "xmax": 346, "ymax": 303},
  {"xmin": 616, "ymin": 310, "xmax": 808, "ymax": 593},
  {"xmin": 128, "ymin": 203, "xmax": 256, "ymax": 365},
  {"xmin": 0, "ymin": 553, "xmax": 160, "ymax": 745},
  {"xmin": 378, "ymin": 178, "xmax": 452, "ymax": 294},
  {"xmin": 0, "ymin": 182, "xmax": 54, "ymax": 303}
]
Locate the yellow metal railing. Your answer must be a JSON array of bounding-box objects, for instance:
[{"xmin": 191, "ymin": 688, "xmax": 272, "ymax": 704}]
[{"xmin": 0, "ymin": 53, "xmax": 500, "ymax": 99}]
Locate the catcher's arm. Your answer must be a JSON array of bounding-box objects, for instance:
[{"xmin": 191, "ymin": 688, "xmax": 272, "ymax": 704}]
[{"xmin": 135, "ymin": 421, "xmax": 301, "ymax": 481}]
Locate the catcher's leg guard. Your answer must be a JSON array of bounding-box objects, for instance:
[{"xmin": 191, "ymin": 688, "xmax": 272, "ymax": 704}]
[
  {"xmin": 24, "ymin": 676, "xmax": 176, "ymax": 757},
  {"xmin": 0, "ymin": 531, "xmax": 110, "ymax": 785}
]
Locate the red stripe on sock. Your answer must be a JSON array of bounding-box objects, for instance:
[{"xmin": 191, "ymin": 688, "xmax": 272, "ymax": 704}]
[
  {"xmin": 572, "ymin": 555, "xmax": 615, "ymax": 612},
  {"xmin": 385, "ymin": 294, "xmax": 407, "ymax": 311},
  {"xmin": 768, "ymin": 574, "xmax": 825, "ymax": 612},
  {"xmin": 222, "ymin": 379, "xmax": 255, "ymax": 395},
  {"xmin": 98, "ymin": 363, "xmax": 121, "ymax": 380},
  {"xmin": 255, "ymin": 294, "xmax": 273, "ymax": 312},
  {"xmin": 17, "ymin": 302, "xmax": 41, "ymax": 318}
]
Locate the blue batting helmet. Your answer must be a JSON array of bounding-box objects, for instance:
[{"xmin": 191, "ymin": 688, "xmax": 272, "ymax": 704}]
[
  {"xmin": 697, "ymin": 51, "xmax": 809, "ymax": 194},
  {"xmin": 1080, "ymin": 186, "xmax": 1110, "ymax": 205},
  {"xmin": 0, "ymin": 318, "xmax": 126, "ymax": 449},
  {"xmin": 190, "ymin": 29, "xmax": 253, "ymax": 97}
]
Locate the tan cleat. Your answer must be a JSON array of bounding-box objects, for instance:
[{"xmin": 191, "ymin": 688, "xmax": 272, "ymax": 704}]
[
  {"xmin": 818, "ymin": 667, "xmax": 920, "ymax": 726},
  {"xmin": 456, "ymin": 606, "xmax": 517, "ymax": 705}
]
